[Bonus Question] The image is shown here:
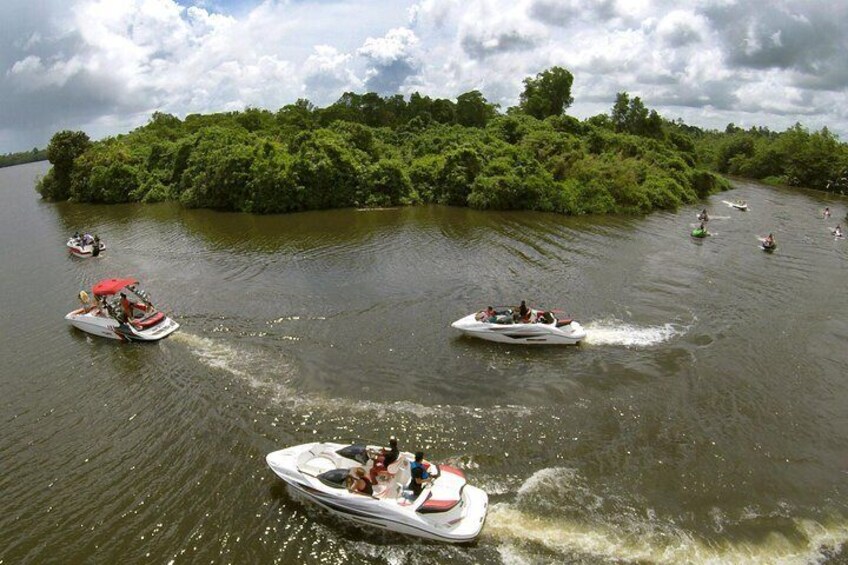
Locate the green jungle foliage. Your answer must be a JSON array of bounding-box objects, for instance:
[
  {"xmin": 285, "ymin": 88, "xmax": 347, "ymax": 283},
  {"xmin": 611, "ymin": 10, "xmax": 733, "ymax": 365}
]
[
  {"xmin": 683, "ymin": 122, "xmax": 848, "ymax": 194},
  {"xmin": 0, "ymin": 147, "xmax": 47, "ymax": 169},
  {"xmin": 37, "ymin": 67, "xmax": 731, "ymax": 215}
]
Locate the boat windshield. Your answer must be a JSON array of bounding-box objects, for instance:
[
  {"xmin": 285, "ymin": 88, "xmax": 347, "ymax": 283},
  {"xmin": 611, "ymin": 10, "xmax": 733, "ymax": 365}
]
[
  {"xmin": 317, "ymin": 468, "xmax": 349, "ymax": 489},
  {"xmin": 336, "ymin": 445, "xmax": 370, "ymax": 465}
]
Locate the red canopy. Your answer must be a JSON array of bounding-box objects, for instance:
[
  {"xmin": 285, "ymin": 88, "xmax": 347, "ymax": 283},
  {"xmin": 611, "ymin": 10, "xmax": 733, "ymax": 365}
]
[{"xmin": 92, "ymin": 278, "xmax": 138, "ymax": 297}]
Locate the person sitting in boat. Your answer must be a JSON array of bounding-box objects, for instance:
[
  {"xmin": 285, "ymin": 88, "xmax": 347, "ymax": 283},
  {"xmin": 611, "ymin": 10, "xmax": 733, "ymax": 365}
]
[
  {"xmin": 381, "ymin": 437, "xmax": 400, "ymax": 467},
  {"xmin": 538, "ymin": 310, "xmax": 555, "ymax": 324},
  {"xmin": 78, "ymin": 290, "xmax": 95, "ymax": 312},
  {"xmin": 518, "ymin": 300, "xmax": 530, "ymax": 323},
  {"xmin": 368, "ymin": 437, "xmax": 400, "ymax": 482},
  {"xmin": 72, "ymin": 231, "xmax": 80, "ymax": 241},
  {"xmin": 346, "ymin": 467, "xmax": 373, "ymax": 496},
  {"xmin": 82, "ymin": 233, "xmax": 94, "ymax": 245},
  {"xmin": 408, "ymin": 451, "xmax": 433, "ymax": 498},
  {"xmin": 120, "ymin": 293, "xmax": 134, "ymax": 320}
]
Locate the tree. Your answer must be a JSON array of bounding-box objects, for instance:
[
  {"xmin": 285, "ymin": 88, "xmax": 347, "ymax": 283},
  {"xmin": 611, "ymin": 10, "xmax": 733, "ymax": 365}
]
[
  {"xmin": 519, "ymin": 66, "xmax": 574, "ymax": 119},
  {"xmin": 611, "ymin": 92, "xmax": 630, "ymax": 132},
  {"xmin": 455, "ymin": 90, "xmax": 498, "ymax": 128},
  {"xmin": 37, "ymin": 130, "xmax": 91, "ymax": 200}
]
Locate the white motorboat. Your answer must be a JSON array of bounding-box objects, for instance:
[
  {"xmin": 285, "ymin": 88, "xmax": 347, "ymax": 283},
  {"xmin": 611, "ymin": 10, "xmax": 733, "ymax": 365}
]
[
  {"xmin": 65, "ymin": 277, "xmax": 179, "ymax": 342},
  {"xmin": 265, "ymin": 442, "xmax": 488, "ymax": 543},
  {"xmin": 67, "ymin": 235, "xmax": 105, "ymax": 257},
  {"xmin": 731, "ymin": 202, "xmax": 748, "ymax": 211},
  {"xmin": 451, "ymin": 307, "xmax": 586, "ymax": 345}
]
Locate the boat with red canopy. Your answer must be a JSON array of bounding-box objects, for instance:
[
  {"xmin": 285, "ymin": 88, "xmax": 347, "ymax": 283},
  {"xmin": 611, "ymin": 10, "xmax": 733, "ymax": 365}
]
[{"xmin": 65, "ymin": 277, "xmax": 179, "ymax": 341}]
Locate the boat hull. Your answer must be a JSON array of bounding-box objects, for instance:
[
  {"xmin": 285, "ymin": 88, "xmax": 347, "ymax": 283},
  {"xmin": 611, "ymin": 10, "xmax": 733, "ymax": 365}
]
[
  {"xmin": 65, "ymin": 309, "xmax": 179, "ymax": 342},
  {"xmin": 282, "ymin": 478, "xmax": 487, "ymax": 543},
  {"xmin": 451, "ymin": 313, "xmax": 586, "ymax": 345}
]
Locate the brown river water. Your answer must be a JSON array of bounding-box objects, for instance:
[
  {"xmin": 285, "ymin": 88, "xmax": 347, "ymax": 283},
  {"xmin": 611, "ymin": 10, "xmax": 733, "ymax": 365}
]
[{"xmin": 1, "ymin": 161, "xmax": 847, "ymax": 564}]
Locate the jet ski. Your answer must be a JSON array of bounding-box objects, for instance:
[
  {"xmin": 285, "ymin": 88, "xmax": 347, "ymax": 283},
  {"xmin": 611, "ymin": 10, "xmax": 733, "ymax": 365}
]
[
  {"xmin": 731, "ymin": 202, "xmax": 748, "ymax": 211},
  {"xmin": 451, "ymin": 307, "xmax": 586, "ymax": 345},
  {"xmin": 691, "ymin": 228, "xmax": 709, "ymax": 238},
  {"xmin": 266, "ymin": 442, "xmax": 488, "ymax": 543}
]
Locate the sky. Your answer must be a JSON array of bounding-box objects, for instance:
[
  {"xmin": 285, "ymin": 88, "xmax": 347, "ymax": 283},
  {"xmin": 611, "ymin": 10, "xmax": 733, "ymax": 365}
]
[{"xmin": 1, "ymin": 0, "xmax": 847, "ymax": 153}]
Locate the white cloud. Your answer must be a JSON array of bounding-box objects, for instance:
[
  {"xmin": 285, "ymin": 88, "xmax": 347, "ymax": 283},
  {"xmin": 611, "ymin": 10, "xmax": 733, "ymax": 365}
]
[{"xmin": 1, "ymin": 0, "xmax": 847, "ymax": 153}]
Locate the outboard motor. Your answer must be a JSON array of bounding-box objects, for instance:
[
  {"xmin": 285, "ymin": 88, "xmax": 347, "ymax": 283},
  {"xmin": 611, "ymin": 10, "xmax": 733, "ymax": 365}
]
[{"xmin": 92, "ymin": 245, "xmax": 100, "ymax": 257}]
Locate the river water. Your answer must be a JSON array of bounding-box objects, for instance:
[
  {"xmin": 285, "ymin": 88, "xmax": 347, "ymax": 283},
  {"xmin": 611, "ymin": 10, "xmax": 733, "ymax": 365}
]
[{"xmin": 1, "ymin": 161, "xmax": 847, "ymax": 564}]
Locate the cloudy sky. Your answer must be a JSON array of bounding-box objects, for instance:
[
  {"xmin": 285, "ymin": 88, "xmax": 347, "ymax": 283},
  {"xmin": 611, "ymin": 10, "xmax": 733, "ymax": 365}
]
[{"xmin": 2, "ymin": 0, "xmax": 847, "ymax": 153}]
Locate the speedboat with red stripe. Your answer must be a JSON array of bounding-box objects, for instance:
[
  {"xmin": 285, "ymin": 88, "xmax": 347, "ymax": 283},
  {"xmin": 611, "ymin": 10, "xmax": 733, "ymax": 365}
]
[
  {"xmin": 67, "ymin": 235, "xmax": 105, "ymax": 257},
  {"xmin": 65, "ymin": 278, "xmax": 179, "ymax": 341},
  {"xmin": 266, "ymin": 442, "xmax": 488, "ymax": 543},
  {"xmin": 451, "ymin": 306, "xmax": 586, "ymax": 345}
]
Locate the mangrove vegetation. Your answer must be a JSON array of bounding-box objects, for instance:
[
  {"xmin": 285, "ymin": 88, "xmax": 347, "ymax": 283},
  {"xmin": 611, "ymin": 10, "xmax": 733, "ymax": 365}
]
[
  {"xmin": 1, "ymin": 147, "xmax": 47, "ymax": 169},
  {"xmin": 38, "ymin": 67, "xmax": 739, "ymax": 214}
]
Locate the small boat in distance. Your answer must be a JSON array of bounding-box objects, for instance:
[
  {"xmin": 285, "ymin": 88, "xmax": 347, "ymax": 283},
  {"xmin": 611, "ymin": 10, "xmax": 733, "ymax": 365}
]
[
  {"xmin": 451, "ymin": 307, "xmax": 586, "ymax": 345},
  {"xmin": 65, "ymin": 278, "xmax": 179, "ymax": 341},
  {"xmin": 266, "ymin": 442, "xmax": 488, "ymax": 543},
  {"xmin": 67, "ymin": 233, "xmax": 105, "ymax": 257},
  {"xmin": 731, "ymin": 201, "xmax": 748, "ymax": 211}
]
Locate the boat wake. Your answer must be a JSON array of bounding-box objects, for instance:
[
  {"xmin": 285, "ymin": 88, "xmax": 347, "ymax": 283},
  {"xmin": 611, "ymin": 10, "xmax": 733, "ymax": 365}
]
[
  {"xmin": 486, "ymin": 467, "xmax": 848, "ymax": 564},
  {"xmin": 582, "ymin": 318, "xmax": 687, "ymax": 347},
  {"xmin": 171, "ymin": 332, "xmax": 529, "ymax": 420}
]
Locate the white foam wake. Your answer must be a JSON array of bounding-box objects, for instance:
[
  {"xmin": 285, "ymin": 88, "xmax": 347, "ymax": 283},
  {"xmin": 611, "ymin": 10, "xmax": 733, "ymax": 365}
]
[
  {"xmin": 171, "ymin": 333, "xmax": 529, "ymax": 419},
  {"xmin": 487, "ymin": 468, "xmax": 848, "ymax": 565},
  {"xmin": 582, "ymin": 318, "xmax": 687, "ymax": 347}
]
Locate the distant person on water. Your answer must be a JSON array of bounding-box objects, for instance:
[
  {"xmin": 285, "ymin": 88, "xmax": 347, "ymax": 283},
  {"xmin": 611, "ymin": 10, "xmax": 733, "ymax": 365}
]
[
  {"xmin": 699, "ymin": 209, "xmax": 709, "ymax": 221},
  {"xmin": 764, "ymin": 233, "xmax": 775, "ymax": 247},
  {"xmin": 835, "ymin": 225, "xmax": 844, "ymax": 238},
  {"xmin": 824, "ymin": 207, "xmax": 831, "ymax": 219}
]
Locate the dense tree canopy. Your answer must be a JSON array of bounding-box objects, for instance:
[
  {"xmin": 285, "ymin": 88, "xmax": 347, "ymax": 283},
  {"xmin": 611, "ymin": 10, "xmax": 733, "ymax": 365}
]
[
  {"xmin": 685, "ymin": 122, "xmax": 848, "ymax": 193},
  {"xmin": 37, "ymin": 67, "xmax": 735, "ymax": 214},
  {"xmin": 519, "ymin": 67, "xmax": 574, "ymax": 120}
]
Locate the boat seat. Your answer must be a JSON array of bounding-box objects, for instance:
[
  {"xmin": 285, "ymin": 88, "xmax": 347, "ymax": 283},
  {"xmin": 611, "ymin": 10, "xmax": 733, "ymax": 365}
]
[
  {"xmin": 134, "ymin": 312, "xmax": 165, "ymax": 329},
  {"xmin": 372, "ymin": 482, "xmax": 401, "ymax": 499},
  {"xmin": 299, "ymin": 455, "xmax": 337, "ymax": 477}
]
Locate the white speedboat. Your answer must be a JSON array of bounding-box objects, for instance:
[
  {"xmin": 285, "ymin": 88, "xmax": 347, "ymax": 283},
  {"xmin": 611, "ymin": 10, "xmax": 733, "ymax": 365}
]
[
  {"xmin": 65, "ymin": 278, "xmax": 179, "ymax": 342},
  {"xmin": 67, "ymin": 235, "xmax": 105, "ymax": 257},
  {"xmin": 451, "ymin": 307, "xmax": 586, "ymax": 345},
  {"xmin": 266, "ymin": 442, "xmax": 488, "ymax": 543},
  {"xmin": 731, "ymin": 202, "xmax": 748, "ymax": 211}
]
